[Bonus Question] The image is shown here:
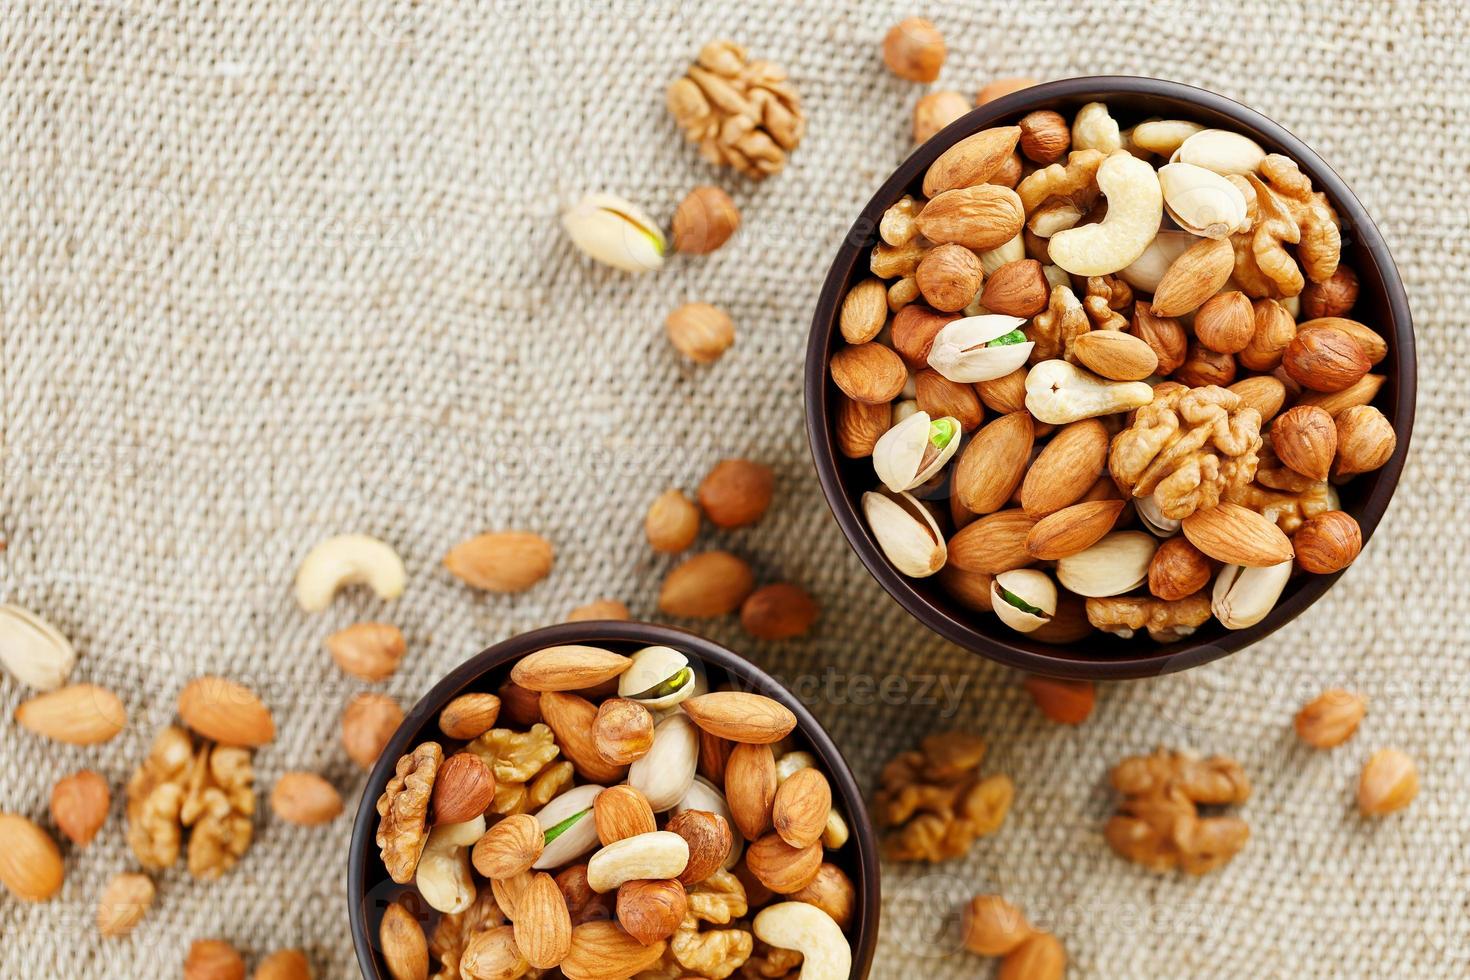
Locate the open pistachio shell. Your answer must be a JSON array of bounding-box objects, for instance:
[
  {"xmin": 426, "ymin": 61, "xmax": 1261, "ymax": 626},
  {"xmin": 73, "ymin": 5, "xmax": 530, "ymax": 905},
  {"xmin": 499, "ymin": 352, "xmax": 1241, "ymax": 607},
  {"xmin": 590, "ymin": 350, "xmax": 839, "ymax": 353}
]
[
  {"xmin": 619, "ymin": 645, "xmax": 698, "ymax": 710},
  {"xmin": 1136, "ymin": 493, "xmax": 1182, "ymax": 537},
  {"xmin": 1212, "ymin": 560, "xmax": 1292, "ymax": 629},
  {"xmin": 1056, "ymin": 531, "xmax": 1158, "ymax": 597},
  {"xmin": 627, "ymin": 713, "xmax": 698, "ymax": 812},
  {"xmin": 927, "ymin": 314, "xmax": 1034, "ymax": 383},
  {"xmin": 862, "ymin": 489, "xmax": 946, "ymax": 578},
  {"xmin": 561, "ymin": 192, "xmax": 667, "ymax": 273},
  {"xmin": 1158, "ymin": 162, "xmax": 1248, "ymax": 239},
  {"xmin": 872, "ymin": 411, "xmax": 962, "ymax": 493},
  {"xmin": 991, "ymin": 569, "xmax": 1057, "ymax": 634},
  {"xmin": 532, "ymin": 784, "xmax": 604, "ymax": 869}
]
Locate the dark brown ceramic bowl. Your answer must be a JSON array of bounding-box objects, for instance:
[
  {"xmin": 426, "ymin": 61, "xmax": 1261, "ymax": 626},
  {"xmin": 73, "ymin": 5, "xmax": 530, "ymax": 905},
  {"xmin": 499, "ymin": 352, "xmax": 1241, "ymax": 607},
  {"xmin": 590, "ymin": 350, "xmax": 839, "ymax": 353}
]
[
  {"xmin": 805, "ymin": 76, "xmax": 1415, "ymax": 680},
  {"xmin": 347, "ymin": 621, "xmax": 880, "ymax": 978}
]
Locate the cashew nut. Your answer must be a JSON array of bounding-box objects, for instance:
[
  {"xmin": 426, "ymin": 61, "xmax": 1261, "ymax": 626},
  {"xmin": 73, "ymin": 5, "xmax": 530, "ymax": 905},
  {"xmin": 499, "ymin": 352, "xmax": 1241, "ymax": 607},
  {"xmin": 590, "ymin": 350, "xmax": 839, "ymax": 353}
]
[
  {"xmin": 752, "ymin": 902, "xmax": 851, "ymax": 980},
  {"xmin": 627, "ymin": 712, "xmax": 698, "ymax": 811},
  {"xmin": 532, "ymin": 783, "xmax": 603, "ymax": 869},
  {"xmin": 293, "ymin": 534, "xmax": 406, "ymax": 612},
  {"xmin": 1025, "ymin": 360, "xmax": 1154, "ymax": 425},
  {"xmin": 674, "ymin": 775, "xmax": 744, "ymax": 870},
  {"xmin": 1118, "ymin": 230, "xmax": 1195, "ymax": 294},
  {"xmin": 1131, "ymin": 119, "xmax": 1205, "ymax": 158},
  {"xmin": 1071, "ymin": 101, "xmax": 1122, "ymax": 154},
  {"xmin": 585, "ymin": 831, "xmax": 689, "ymax": 893},
  {"xmin": 1048, "ymin": 152, "xmax": 1162, "ymax": 276},
  {"xmin": 415, "ymin": 815, "xmax": 484, "ymax": 914}
]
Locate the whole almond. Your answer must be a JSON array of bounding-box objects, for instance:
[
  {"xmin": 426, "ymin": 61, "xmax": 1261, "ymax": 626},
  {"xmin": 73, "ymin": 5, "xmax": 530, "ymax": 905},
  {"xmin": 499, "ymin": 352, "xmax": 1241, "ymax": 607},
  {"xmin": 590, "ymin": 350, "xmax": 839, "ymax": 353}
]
[
  {"xmin": 17, "ymin": 683, "xmax": 127, "ymax": 745},
  {"xmin": 836, "ymin": 395, "xmax": 891, "ymax": 458},
  {"xmin": 51, "ymin": 770, "xmax": 110, "ymax": 846},
  {"xmin": 976, "ymin": 366, "xmax": 1028, "ymax": 415},
  {"xmin": 1150, "ymin": 237, "xmax": 1234, "ymax": 317},
  {"xmin": 1193, "ymin": 291, "xmax": 1255, "ymax": 354},
  {"xmin": 1299, "ymin": 317, "xmax": 1386, "ymax": 365},
  {"xmin": 839, "ymin": 278, "xmax": 889, "ymax": 344},
  {"xmin": 444, "ymin": 531, "xmax": 553, "ymax": 593},
  {"xmin": 916, "ymin": 243, "xmax": 984, "ymax": 312},
  {"xmin": 954, "ymin": 412, "xmax": 1034, "ymax": 515},
  {"xmin": 0, "ymin": 813, "xmax": 64, "ymax": 902},
  {"xmin": 1148, "ymin": 537, "xmax": 1212, "ymax": 601},
  {"xmin": 1025, "ymin": 499, "xmax": 1125, "ymax": 560},
  {"xmin": 513, "ymin": 646, "xmax": 631, "ymax": 693},
  {"xmin": 97, "ymin": 872, "xmax": 155, "ymax": 937},
  {"xmin": 829, "ymin": 342, "xmax": 908, "ymax": 404},
  {"xmin": 177, "ymin": 676, "xmax": 273, "ymax": 747},
  {"xmin": 1020, "ymin": 419, "xmax": 1109, "ymax": 517},
  {"xmin": 1300, "ymin": 373, "xmax": 1385, "ymax": 417},
  {"xmin": 740, "ymin": 583, "xmax": 820, "ymax": 641},
  {"xmin": 1023, "ymin": 676, "xmax": 1095, "ymax": 725},
  {"xmin": 671, "ymin": 186, "xmax": 739, "ymax": 255},
  {"xmin": 666, "ymin": 303, "xmax": 735, "ymax": 363},
  {"xmin": 745, "ymin": 832, "xmax": 822, "ymax": 894},
  {"xmin": 1271, "ymin": 405, "xmax": 1337, "ymax": 481},
  {"xmin": 560, "ymin": 921, "xmax": 667, "ymax": 980},
  {"xmin": 917, "ymin": 185, "xmax": 1026, "ymax": 252},
  {"xmin": 1295, "ymin": 689, "xmax": 1367, "ymax": 748},
  {"xmin": 1130, "ymin": 307, "xmax": 1188, "ymax": 375},
  {"xmin": 270, "ymin": 771, "xmax": 344, "ymax": 827},
  {"xmin": 513, "ymin": 872, "xmax": 573, "ymax": 970},
  {"xmin": 1000, "ymin": 932, "xmax": 1066, "ymax": 980},
  {"xmin": 773, "ymin": 767, "xmax": 831, "ymax": 849},
  {"xmin": 1294, "ymin": 511, "xmax": 1362, "ymax": 574},
  {"xmin": 697, "ymin": 729, "xmax": 733, "ymax": 784},
  {"xmin": 890, "ymin": 303, "xmax": 958, "ymax": 368},
  {"xmin": 645, "ymin": 489, "xmax": 700, "ymax": 554},
  {"xmin": 430, "ymin": 752, "xmax": 497, "ymax": 824},
  {"xmin": 1334, "ymin": 405, "xmax": 1396, "ymax": 478},
  {"xmin": 1283, "ymin": 327, "xmax": 1371, "ymax": 392},
  {"xmin": 343, "ymin": 692, "xmax": 404, "ymax": 769},
  {"xmin": 593, "ymin": 785, "xmax": 657, "ymax": 846},
  {"xmin": 948, "ymin": 509, "xmax": 1037, "ymax": 575},
  {"xmin": 473, "ymin": 813, "xmax": 544, "ymax": 879},
  {"xmin": 725, "ymin": 742, "xmax": 778, "ymax": 839},
  {"xmin": 914, "ymin": 369, "xmax": 984, "ymax": 431},
  {"xmin": 1358, "ymin": 749, "xmax": 1418, "ymax": 816},
  {"xmin": 1018, "ymin": 109, "xmax": 1070, "ymax": 164},
  {"xmin": 789, "ymin": 863, "xmax": 857, "ymax": 930},
  {"xmin": 981, "ymin": 259, "xmax": 1049, "ymax": 318},
  {"xmin": 436, "ymin": 692, "xmax": 499, "ymax": 741},
  {"xmin": 666, "ymin": 810, "xmax": 733, "ymax": 885},
  {"xmin": 1240, "ymin": 298, "xmax": 1297, "ymax": 372},
  {"xmin": 1228, "ymin": 375, "xmax": 1287, "ymax": 423},
  {"xmin": 325, "ymin": 622, "xmax": 405, "ymax": 682},
  {"xmin": 253, "ymin": 950, "xmax": 312, "ymax": 980},
  {"xmin": 593, "ymin": 699, "xmax": 655, "ymax": 766},
  {"xmin": 963, "ymin": 894, "xmax": 1033, "ymax": 955},
  {"xmin": 1072, "ymin": 330, "xmax": 1159, "ymax": 381},
  {"xmin": 540, "ymin": 692, "xmax": 628, "ymax": 784},
  {"xmin": 682, "ymin": 692, "xmax": 797, "ymax": 745},
  {"xmin": 616, "ymin": 878, "xmax": 687, "ymax": 945},
  {"xmin": 699, "ymin": 459, "xmax": 774, "ymax": 529},
  {"xmin": 658, "ymin": 551, "xmax": 755, "ymax": 618},
  {"xmin": 185, "ymin": 940, "xmax": 246, "ymax": 980},
  {"xmin": 937, "ymin": 564, "xmax": 995, "ymax": 613},
  {"xmin": 922, "ymin": 126, "xmax": 1022, "ymax": 196},
  {"xmin": 1181, "ymin": 503, "xmax": 1294, "ymax": 567},
  {"xmin": 379, "ymin": 900, "xmax": 429, "ymax": 980},
  {"xmin": 460, "ymin": 926, "xmax": 526, "ymax": 980},
  {"xmin": 1031, "ymin": 594, "xmax": 1095, "ymax": 644}
]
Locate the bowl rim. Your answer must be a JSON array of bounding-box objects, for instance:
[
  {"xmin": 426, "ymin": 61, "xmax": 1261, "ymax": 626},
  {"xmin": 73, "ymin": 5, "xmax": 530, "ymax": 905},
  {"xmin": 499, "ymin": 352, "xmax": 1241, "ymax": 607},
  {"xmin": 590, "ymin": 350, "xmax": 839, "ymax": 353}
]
[
  {"xmin": 346, "ymin": 620, "xmax": 882, "ymax": 979},
  {"xmin": 804, "ymin": 74, "xmax": 1417, "ymax": 680}
]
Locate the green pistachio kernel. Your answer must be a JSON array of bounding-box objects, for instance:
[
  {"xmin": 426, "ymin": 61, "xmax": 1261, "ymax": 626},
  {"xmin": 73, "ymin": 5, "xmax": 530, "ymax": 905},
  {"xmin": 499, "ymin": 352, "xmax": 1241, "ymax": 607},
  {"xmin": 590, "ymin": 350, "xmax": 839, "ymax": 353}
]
[
  {"xmin": 929, "ymin": 418, "xmax": 958, "ymax": 450},
  {"xmin": 987, "ymin": 329, "xmax": 1027, "ymax": 347},
  {"xmin": 543, "ymin": 808, "xmax": 590, "ymax": 846},
  {"xmin": 633, "ymin": 666, "xmax": 693, "ymax": 701},
  {"xmin": 997, "ymin": 586, "xmax": 1045, "ymax": 617}
]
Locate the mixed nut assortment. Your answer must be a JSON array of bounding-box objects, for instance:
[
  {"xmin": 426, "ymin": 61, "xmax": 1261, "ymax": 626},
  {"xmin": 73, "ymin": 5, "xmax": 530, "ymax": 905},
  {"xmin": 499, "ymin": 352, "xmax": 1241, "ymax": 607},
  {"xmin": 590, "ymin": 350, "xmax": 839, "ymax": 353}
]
[
  {"xmin": 372, "ymin": 643, "xmax": 857, "ymax": 980},
  {"xmin": 832, "ymin": 99, "xmax": 1399, "ymax": 646}
]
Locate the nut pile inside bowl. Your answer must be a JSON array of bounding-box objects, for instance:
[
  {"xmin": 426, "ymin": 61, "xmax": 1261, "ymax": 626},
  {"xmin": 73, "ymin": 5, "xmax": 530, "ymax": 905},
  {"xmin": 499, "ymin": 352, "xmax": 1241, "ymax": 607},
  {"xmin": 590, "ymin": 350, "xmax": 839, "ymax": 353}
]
[
  {"xmin": 830, "ymin": 103, "xmax": 1396, "ymax": 645},
  {"xmin": 372, "ymin": 643, "xmax": 856, "ymax": 979}
]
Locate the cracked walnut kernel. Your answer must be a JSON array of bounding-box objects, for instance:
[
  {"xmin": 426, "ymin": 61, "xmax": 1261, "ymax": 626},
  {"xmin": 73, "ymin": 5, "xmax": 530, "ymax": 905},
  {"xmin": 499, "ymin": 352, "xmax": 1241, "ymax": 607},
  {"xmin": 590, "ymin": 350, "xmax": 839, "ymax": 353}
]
[
  {"xmin": 376, "ymin": 742, "xmax": 442, "ymax": 884},
  {"xmin": 1085, "ymin": 594, "xmax": 1212, "ymax": 643},
  {"xmin": 1105, "ymin": 748, "xmax": 1250, "ymax": 875},
  {"xmin": 466, "ymin": 725, "xmax": 568, "ymax": 816},
  {"xmin": 874, "ymin": 733, "xmax": 1014, "ymax": 862},
  {"xmin": 666, "ymin": 41, "xmax": 804, "ymax": 180},
  {"xmin": 125, "ymin": 725, "xmax": 195, "ymax": 871},
  {"xmin": 428, "ymin": 887, "xmax": 504, "ymax": 980},
  {"xmin": 180, "ymin": 742, "xmax": 255, "ymax": 880},
  {"xmin": 672, "ymin": 870, "xmax": 754, "ymax": 979}
]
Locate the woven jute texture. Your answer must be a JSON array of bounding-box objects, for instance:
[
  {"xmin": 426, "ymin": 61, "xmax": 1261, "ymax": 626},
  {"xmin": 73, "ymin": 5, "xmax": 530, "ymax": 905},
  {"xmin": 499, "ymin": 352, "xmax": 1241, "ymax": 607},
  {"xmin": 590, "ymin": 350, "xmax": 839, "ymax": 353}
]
[{"xmin": 1, "ymin": 0, "xmax": 1465, "ymax": 976}]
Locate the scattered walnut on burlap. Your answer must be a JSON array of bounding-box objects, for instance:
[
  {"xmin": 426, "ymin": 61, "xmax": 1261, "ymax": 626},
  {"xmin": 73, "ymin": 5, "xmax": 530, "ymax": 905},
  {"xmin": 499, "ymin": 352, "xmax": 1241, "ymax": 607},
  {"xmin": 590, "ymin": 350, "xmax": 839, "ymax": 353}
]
[
  {"xmin": 666, "ymin": 41, "xmax": 804, "ymax": 180},
  {"xmin": 873, "ymin": 732, "xmax": 1015, "ymax": 862},
  {"xmin": 377, "ymin": 741, "xmax": 442, "ymax": 884},
  {"xmin": 1105, "ymin": 748, "xmax": 1251, "ymax": 875},
  {"xmin": 1086, "ymin": 593, "xmax": 1212, "ymax": 642},
  {"xmin": 180, "ymin": 742, "xmax": 255, "ymax": 880},
  {"xmin": 125, "ymin": 725, "xmax": 195, "ymax": 871}
]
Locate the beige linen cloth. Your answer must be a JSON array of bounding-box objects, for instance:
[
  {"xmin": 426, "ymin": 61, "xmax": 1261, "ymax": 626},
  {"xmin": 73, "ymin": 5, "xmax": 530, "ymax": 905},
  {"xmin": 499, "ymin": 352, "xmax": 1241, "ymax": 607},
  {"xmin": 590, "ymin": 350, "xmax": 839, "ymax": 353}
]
[{"xmin": 1, "ymin": 0, "xmax": 1465, "ymax": 976}]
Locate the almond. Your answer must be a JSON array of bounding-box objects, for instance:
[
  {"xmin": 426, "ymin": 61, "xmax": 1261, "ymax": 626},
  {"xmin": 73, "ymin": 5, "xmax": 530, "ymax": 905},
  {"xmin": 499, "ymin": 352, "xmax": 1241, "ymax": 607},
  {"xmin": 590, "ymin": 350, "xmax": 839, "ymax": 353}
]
[
  {"xmin": 916, "ymin": 184, "xmax": 1027, "ymax": 252},
  {"xmin": 836, "ymin": 396, "xmax": 891, "ymax": 458},
  {"xmin": 922, "ymin": 126, "xmax": 1022, "ymax": 197},
  {"xmin": 1295, "ymin": 689, "xmax": 1367, "ymax": 748},
  {"xmin": 1193, "ymin": 291, "xmax": 1255, "ymax": 354},
  {"xmin": 1294, "ymin": 511, "xmax": 1362, "ymax": 574},
  {"xmin": 745, "ymin": 832, "xmax": 822, "ymax": 894},
  {"xmin": 658, "ymin": 551, "xmax": 755, "ymax": 618},
  {"xmin": 593, "ymin": 699, "xmax": 655, "ymax": 766},
  {"xmin": 1181, "ymin": 503, "xmax": 1294, "ymax": 567},
  {"xmin": 1150, "ymin": 236, "xmax": 1234, "ymax": 317},
  {"xmin": 1025, "ymin": 499, "xmax": 1125, "ymax": 560},
  {"xmin": 914, "ymin": 369, "xmax": 984, "ymax": 431},
  {"xmin": 444, "ymin": 531, "xmax": 553, "ymax": 593},
  {"xmin": 269, "ymin": 771, "xmax": 344, "ymax": 827},
  {"xmin": 937, "ymin": 564, "xmax": 995, "ymax": 613},
  {"xmin": 1022, "ymin": 676, "xmax": 1095, "ymax": 725},
  {"xmin": 1130, "ymin": 307, "xmax": 1188, "ymax": 375},
  {"xmin": 1072, "ymin": 330, "xmax": 1159, "ymax": 381},
  {"xmin": 560, "ymin": 921, "xmax": 666, "ymax": 980},
  {"xmin": 829, "ymin": 342, "xmax": 908, "ymax": 404},
  {"xmin": 253, "ymin": 950, "xmax": 312, "ymax": 980},
  {"xmin": 461, "ymin": 926, "xmax": 525, "ymax": 980},
  {"xmin": 184, "ymin": 940, "xmax": 246, "ymax": 980},
  {"xmin": 916, "ymin": 243, "xmax": 984, "ymax": 312},
  {"xmin": 948, "ymin": 508, "xmax": 1037, "ymax": 575},
  {"xmin": 342, "ymin": 692, "xmax": 403, "ymax": 769},
  {"xmin": 1358, "ymin": 749, "xmax": 1417, "ymax": 816},
  {"xmin": 513, "ymin": 872, "xmax": 573, "ymax": 970},
  {"xmin": 666, "ymin": 810, "xmax": 733, "ymax": 885},
  {"xmin": 980, "ymin": 259, "xmax": 1048, "ymax": 317},
  {"xmin": 51, "ymin": 770, "xmax": 109, "ymax": 846},
  {"xmin": 682, "ymin": 692, "xmax": 797, "ymax": 745},
  {"xmin": 953, "ymin": 412, "xmax": 1034, "ymax": 515},
  {"xmin": 890, "ymin": 304, "xmax": 957, "ymax": 368},
  {"xmin": 593, "ymin": 785, "xmax": 657, "ymax": 845},
  {"xmin": 1018, "ymin": 110, "xmax": 1070, "ymax": 164},
  {"xmin": 699, "ymin": 459, "xmax": 775, "ymax": 528},
  {"xmin": 665, "ymin": 302, "xmax": 736, "ymax": 363},
  {"xmin": 539, "ymin": 692, "xmax": 627, "ymax": 784},
  {"xmin": 1299, "ymin": 373, "xmax": 1385, "ymax": 417},
  {"xmin": 1148, "ymin": 537, "xmax": 1212, "ymax": 601},
  {"xmin": 1271, "ymin": 405, "xmax": 1337, "ymax": 481},
  {"xmin": 498, "ymin": 680, "xmax": 544, "ymax": 728},
  {"xmin": 16, "ymin": 683, "xmax": 127, "ymax": 745},
  {"xmin": 430, "ymin": 752, "xmax": 496, "ymax": 824},
  {"xmin": 739, "ymin": 583, "xmax": 820, "ymax": 641},
  {"xmin": 839, "ymin": 278, "xmax": 889, "ymax": 344},
  {"xmin": 697, "ymin": 730, "xmax": 733, "ymax": 784},
  {"xmin": 1020, "ymin": 419, "xmax": 1109, "ymax": 517},
  {"xmin": 177, "ymin": 676, "xmax": 273, "ymax": 747},
  {"xmin": 512, "ymin": 646, "xmax": 631, "ymax": 693},
  {"xmin": 725, "ymin": 742, "xmax": 777, "ymax": 839},
  {"xmin": 1282, "ymin": 326, "xmax": 1371, "ymax": 392},
  {"xmin": 1298, "ymin": 316, "xmax": 1386, "ymax": 365},
  {"xmin": 1228, "ymin": 375, "xmax": 1287, "ymax": 423},
  {"xmin": 379, "ymin": 900, "xmax": 429, "ymax": 980},
  {"xmin": 325, "ymin": 622, "xmax": 405, "ymax": 681},
  {"xmin": 963, "ymin": 894, "xmax": 1033, "ymax": 955},
  {"xmin": 438, "ymin": 692, "xmax": 500, "ymax": 740},
  {"xmin": 0, "ymin": 813, "xmax": 64, "ymax": 902},
  {"xmin": 616, "ymin": 878, "xmax": 687, "ymax": 945},
  {"xmin": 472, "ymin": 813, "xmax": 545, "ymax": 880},
  {"xmin": 97, "ymin": 871, "xmax": 155, "ymax": 937},
  {"xmin": 975, "ymin": 367, "xmax": 1028, "ymax": 414},
  {"xmin": 772, "ymin": 767, "xmax": 831, "ymax": 849}
]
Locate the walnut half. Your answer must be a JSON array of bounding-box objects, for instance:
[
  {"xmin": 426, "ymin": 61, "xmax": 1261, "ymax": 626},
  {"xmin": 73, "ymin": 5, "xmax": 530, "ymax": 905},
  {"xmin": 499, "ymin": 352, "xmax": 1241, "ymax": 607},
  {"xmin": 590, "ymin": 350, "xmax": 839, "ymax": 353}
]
[
  {"xmin": 1105, "ymin": 748, "xmax": 1250, "ymax": 875},
  {"xmin": 1085, "ymin": 594, "xmax": 1212, "ymax": 642},
  {"xmin": 377, "ymin": 742, "xmax": 442, "ymax": 884}
]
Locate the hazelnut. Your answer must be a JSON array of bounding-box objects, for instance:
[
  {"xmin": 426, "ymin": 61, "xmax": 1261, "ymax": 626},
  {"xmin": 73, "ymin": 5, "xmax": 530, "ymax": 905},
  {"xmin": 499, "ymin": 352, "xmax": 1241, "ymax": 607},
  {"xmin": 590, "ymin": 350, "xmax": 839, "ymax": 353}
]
[
  {"xmin": 51, "ymin": 770, "xmax": 110, "ymax": 846},
  {"xmin": 429, "ymin": 752, "xmax": 497, "ymax": 824},
  {"xmin": 1270, "ymin": 405, "xmax": 1338, "ymax": 482},
  {"xmin": 1022, "ymin": 676, "xmax": 1095, "ymax": 725},
  {"xmin": 1333, "ymin": 405, "xmax": 1396, "ymax": 478},
  {"xmin": 1130, "ymin": 307, "xmax": 1187, "ymax": 375},
  {"xmin": 1301, "ymin": 265, "xmax": 1359, "ymax": 319},
  {"xmin": 1017, "ymin": 109, "xmax": 1070, "ymax": 164},
  {"xmin": 1000, "ymin": 932, "xmax": 1066, "ymax": 980},
  {"xmin": 438, "ymin": 691, "xmax": 502, "ymax": 740},
  {"xmin": 789, "ymin": 863, "xmax": 856, "ymax": 930},
  {"xmin": 1282, "ymin": 326, "xmax": 1370, "ymax": 392},
  {"xmin": 882, "ymin": 17, "xmax": 945, "ymax": 82},
  {"xmin": 665, "ymin": 302, "xmax": 734, "ymax": 364},
  {"xmin": 555, "ymin": 864, "xmax": 609, "ymax": 924},
  {"xmin": 97, "ymin": 871, "xmax": 155, "ymax": 937},
  {"xmin": 665, "ymin": 809, "xmax": 733, "ymax": 885},
  {"xmin": 592, "ymin": 698, "xmax": 655, "ymax": 766},
  {"xmin": 1294, "ymin": 510, "xmax": 1362, "ymax": 574},
  {"xmin": 916, "ymin": 243, "xmax": 984, "ymax": 312},
  {"xmin": 981, "ymin": 259, "xmax": 1049, "ymax": 318},
  {"xmin": 740, "ymin": 582, "xmax": 821, "ymax": 640},
  {"xmin": 672, "ymin": 186, "xmax": 740, "ymax": 255},
  {"xmin": 1193, "ymin": 291, "xmax": 1255, "ymax": 354},
  {"xmin": 1240, "ymin": 298, "xmax": 1297, "ymax": 372},
  {"xmin": 1172, "ymin": 341, "xmax": 1236, "ymax": 388},
  {"xmin": 1294, "ymin": 689, "xmax": 1367, "ymax": 748},
  {"xmin": 644, "ymin": 489, "xmax": 700, "ymax": 553},
  {"xmin": 184, "ymin": 940, "xmax": 246, "ymax": 980},
  {"xmin": 498, "ymin": 680, "xmax": 543, "ymax": 727},
  {"xmin": 697, "ymin": 458, "xmax": 774, "ymax": 528},
  {"xmin": 324, "ymin": 621, "xmax": 405, "ymax": 682},
  {"xmin": 616, "ymin": 878, "xmax": 687, "ymax": 945},
  {"xmin": 976, "ymin": 77, "xmax": 1037, "ymax": 105},
  {"xmin": 341, "ymin": 692, "xmax": 404, "ymax": 770},
  {"xmin": 253, "ymin": 950, "xmax": 312, "ymax": 980},
  {"xmin": 1358, "ymin": 748, "xmax": 1418, "ymax": 816},
  {"xmin": 912, "ymin": 90, "xmax": 970, "ymax": 144},
  {"xmin": 270, "ymin": 771, "xmax": 346, "ymax": 827},
  {"xmin": 1148, "ymin": 536, "xmax": 1212, "ymax": 601},
  {"xmin": 962, "ymin": 894, "xmax": 1032, "ymax": 955}
]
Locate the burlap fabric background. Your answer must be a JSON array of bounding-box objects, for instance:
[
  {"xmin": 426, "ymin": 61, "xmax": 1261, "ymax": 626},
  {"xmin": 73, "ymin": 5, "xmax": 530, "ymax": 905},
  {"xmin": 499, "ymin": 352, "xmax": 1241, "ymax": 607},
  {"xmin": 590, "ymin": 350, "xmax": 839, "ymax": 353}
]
[{"xmin": 1, "ymin": 0, "xmax": 1465, "ymax": 976}]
